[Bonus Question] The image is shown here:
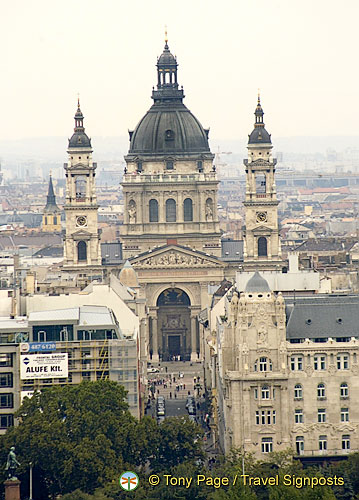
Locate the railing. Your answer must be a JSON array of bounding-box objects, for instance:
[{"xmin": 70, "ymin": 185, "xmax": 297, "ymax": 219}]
[{"xmin": 123, "ymin": 173, "xmax": 217, "ymax": 183}]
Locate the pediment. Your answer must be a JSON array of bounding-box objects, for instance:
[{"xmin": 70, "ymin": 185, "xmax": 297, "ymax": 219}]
[
  {"xmin": 69, "ymin": 163, "xmax": 88, "ymax": 170},
  {"xmin": 72, "ymin": 229, "xmax": 92, "ymax": 237},
  {"xmin": 130, "ymin": 245, "xmax": 224, "ymax": 269},
  {"xmin": 253, "ymin": 225, "xmax": 273, "ymax": 233}
]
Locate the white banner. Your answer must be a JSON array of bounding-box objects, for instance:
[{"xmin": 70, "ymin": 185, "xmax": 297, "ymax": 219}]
[{"xmin": 20, "ymin": 353, "xmax": 68, "ymax": 380}]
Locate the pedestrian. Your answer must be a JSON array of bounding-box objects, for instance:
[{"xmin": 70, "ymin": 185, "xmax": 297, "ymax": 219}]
[
  {"xmin": 184, "ymin": 384, "xmax": 186, "ymax": 390},
  {"xmin": 165, "ymin": 366, "xmax": 168, "ymax": 373},
  {"xmin": 170, "ymin": 392, "xmax": 172, "ymax": 399},
  {"xmin": 174, "ymin": 393, "xmax": 177, "ymax": 399}
]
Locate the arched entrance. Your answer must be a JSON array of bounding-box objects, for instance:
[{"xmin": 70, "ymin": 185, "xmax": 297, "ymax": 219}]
[{"xmin": 156, "ymin": 288, "xmax": 191, "ymax": 361}]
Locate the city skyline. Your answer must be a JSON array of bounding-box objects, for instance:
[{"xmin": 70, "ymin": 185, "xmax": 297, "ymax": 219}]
[{"xmin": 1, "ymin": 0, "xmax": 359, "ymax": 143}]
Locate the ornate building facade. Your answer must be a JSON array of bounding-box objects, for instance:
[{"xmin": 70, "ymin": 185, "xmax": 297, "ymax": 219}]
[
  {"xmin": 243, "ymin": 97, "xmax": 282, "ymax": 271},
  {"xmin": 121, "ymin": 39, "xmax": 225, "ymax": 362},
  {"xmin": 212, "ymin": 272, "xmax": 359, "ymax": 459},
  {"xmin": 63, "ymin": 102, "xmax": 101, "ymax": 270}
]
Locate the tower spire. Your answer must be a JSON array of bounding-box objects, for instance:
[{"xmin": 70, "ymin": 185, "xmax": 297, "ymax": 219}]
[{"xmin": 44, "ymin": 174, "xmax": 59, "ymax": 212}]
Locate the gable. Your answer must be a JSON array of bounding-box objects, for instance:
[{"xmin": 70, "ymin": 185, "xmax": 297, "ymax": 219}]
[{"xmin": 130, "ymin": 245, "xmax": 224, "ymax": 269}]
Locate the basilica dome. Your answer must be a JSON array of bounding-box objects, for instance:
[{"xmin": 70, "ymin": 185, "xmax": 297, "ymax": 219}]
[{"xmin": 126, "ymin": 42, "xmax": 212, "ymax": 159}]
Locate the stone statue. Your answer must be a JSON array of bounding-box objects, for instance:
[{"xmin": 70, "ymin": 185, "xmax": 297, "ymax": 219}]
[
  {"xmin": 230, "ymin": 291, "xmax": 239, "ymax": 322},
  {"xmin": 257, "ymin": 324, "xmax": 268, "ymax": 344},
  {"xmin": 205, "ymin": 203, "xmax": 213, "ymax": 221},
  {"xmin": 276, "ymin": 292, "xmax": 285, "ymax": 324},
  {"xmin": 128, "ymin": 202, "xmax": 136, "ymax": 224},
  {"xmin": 5, "ymin": 447, "xmax": 20, "ymax": 480}
]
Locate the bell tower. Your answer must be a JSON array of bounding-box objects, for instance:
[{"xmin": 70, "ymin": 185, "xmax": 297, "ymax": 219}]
[
  {"xmin": 63, "ymin": 101, "xmax": 101, "ymax": 269},
  {"xmin": 243, "ymin": 96, "xmax": 282, "ymax": 270}
]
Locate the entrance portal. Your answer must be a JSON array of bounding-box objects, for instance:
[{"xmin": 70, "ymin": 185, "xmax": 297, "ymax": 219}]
[
  {"xmin": 156, "ymin": 288, "xmax": 191, "ymax": 361},
  {"xmin": 168, "ymin": 335, "xmax": 181, "ymax": 357}
]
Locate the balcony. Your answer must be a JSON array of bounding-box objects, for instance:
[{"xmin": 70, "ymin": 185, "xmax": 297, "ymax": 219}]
[{"xmin": 122, "ymin": 172, "xmax": 217, "ymax": 184}]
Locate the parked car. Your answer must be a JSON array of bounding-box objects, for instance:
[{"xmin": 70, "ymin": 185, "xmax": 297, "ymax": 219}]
[
  {"xmin": 157, "ymin": 416, "xmax": 165, "ymax": 424},
  {"xmin": 157, "ymin": 408, "xmax": 165, "ymax": 416},
  {"xmin": 148, "ymin": 367, "xmax": 160, "ymax": 373}
]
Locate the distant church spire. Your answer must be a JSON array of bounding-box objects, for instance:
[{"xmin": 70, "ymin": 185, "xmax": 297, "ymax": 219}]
[{"xmin": 44, "ymin": 174, "xmax": 59, "ymax": 212}]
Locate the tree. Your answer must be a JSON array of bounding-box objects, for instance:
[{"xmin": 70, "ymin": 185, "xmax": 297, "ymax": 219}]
[
  {"xmin": 1, "ymin": 381, "xmax": 134, "ymax": 497},
  {"xmin": 150, "ymin": 416, "xmax": 204, "ymax": 470}
]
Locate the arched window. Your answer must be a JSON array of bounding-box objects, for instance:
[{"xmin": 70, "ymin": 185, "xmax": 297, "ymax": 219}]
[
  {"xmin": 77, "ymin": 241, "xmax": 87, "ymax": 262},
  {"xmin": 296, "ymin": 436, "xmax": 304, "ymax": 455},
  {"xmin": 183, "ymin": 198, "xmax": 193, "ymax": 221},
  {"xmin": 340, "ymin": 383, "xmax": 349, "ymax": 398},
  {"xmin": 258, "ymin": 237, "xmax": 267, "ymax": 256},
  {"xmin": 75, "ymin": 176, "xmax": 86, "ymax": 199},
  {"xmin": 149, "ymin": 199, "xmax": 159, "ymax": 222},
  {"xmin": 261, "ymin": 386, "xmax": 270, "ymax": 399},
  {"xmin": 317, "ymin": 383, "xmax": 326, "ymax": 398},
  {"xmin": 254, "ymin": 357, "xmax": 272, "ymax": 372},
  {"xmin": 256, "ymin": 173, "xmax": 266, "ymax": 193},
  {"xmin": 294, "ymin": 384, "xmax": 303, "ymax": 399},
  {"xmin": 166, "ymin": 199, "xmax": 176, "ymax": 222}
]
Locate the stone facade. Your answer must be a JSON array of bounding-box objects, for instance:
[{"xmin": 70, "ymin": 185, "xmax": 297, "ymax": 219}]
[
  {"xmin": 63, "ymin": 103, "xmax": 101, "ymax": 269},
  {"xmin": 214, "ymin": 281, "xmax": 359, "ymax": 459},
  {"xmin": 119, "ymin": 41, "xmax": 224, "ymax": 362},
  {"xmin": 129, "ymin": 245, "xmax": 225, "ymax": 362},
  {"xmin": 243, "ymin": 97, "xmax": 282, "ymax": 271}
]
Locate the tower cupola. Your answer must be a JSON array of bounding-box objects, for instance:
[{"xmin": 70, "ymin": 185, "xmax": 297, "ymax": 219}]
[
  {"xmin": 248, "ymin": 95, "xmax": 272, "ymax": 145},
  {"xmin": 68, "ymin": 99, "xmax": 92, "ymax": 149},
  {"xmin": 152, "ymin": 36, "xmax": 183, "ymax": 104}
]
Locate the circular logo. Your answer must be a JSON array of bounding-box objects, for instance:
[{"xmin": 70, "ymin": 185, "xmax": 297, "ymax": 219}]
[
  {"xmin": 20, "ymin": 343, "xmax": 29, "ymax": 353},
  {"xmin": 119, "ymin": 471, "xmax": 139, "ymax": 491}
]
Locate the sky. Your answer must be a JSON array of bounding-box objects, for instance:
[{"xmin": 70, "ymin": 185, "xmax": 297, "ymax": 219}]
[{"xmin": 1, "ymin": 0, "xmax": 359, "ymax": 143}]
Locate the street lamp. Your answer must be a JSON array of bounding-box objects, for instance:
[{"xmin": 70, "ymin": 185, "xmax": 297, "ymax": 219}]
[{"xmin": 29, "ymin": 461, "xmax": 33, "ymax": 500}]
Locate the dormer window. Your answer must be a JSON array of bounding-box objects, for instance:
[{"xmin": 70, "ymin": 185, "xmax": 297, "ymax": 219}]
[
  {"xmin": 197, "ymin": 160, "xmax": 203, "ymax": 172},
  {"xmin": 137, "ymin": 161, "xmax": 143, "ymax": 173},
  {"xmin": 166, "ymin": 161, "xmax": 174, "ymax": 170},
  {"xmin": 165, "ymin": 129, "xmax": 174, "ymax": 141}
]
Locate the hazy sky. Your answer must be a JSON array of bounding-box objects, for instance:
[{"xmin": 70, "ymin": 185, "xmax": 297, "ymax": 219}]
[{"xmin": 1, "ymin": 0, "xmax": 359, "ymax": 142}]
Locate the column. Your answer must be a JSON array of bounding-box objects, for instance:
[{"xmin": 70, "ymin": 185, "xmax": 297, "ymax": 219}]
[
  {"xmin": 190, "ymin": 315, "xmax": 197, "ymax": 362},
  {"xmin": 152, "ymin": 316, "xmax": 159, "ymax": 363},
  {"xmin": 73, "ymin": 240, "xmax": 77, "ymax": 264},
  {"xmin": 140, "ymin": 319, "xmax": 147, "ymax": 362}
]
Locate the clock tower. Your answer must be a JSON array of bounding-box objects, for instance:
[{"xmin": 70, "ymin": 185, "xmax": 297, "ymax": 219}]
[
  {"xmin": 63, "ymin": 101, "xmax": 101, "ymax": 269},
  {"xmin": 243, "ymin": 96, "xmax": 282, "ymax": 271}
]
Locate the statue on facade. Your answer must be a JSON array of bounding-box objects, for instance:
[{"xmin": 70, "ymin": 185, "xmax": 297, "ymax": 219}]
[
  {"xmin": 205, "ymin": 202, "xmax": 213, "ymax": 221},
  {"xmin": 257, "ymin": 324, "xmax": 268, "ymax": 344},
  {"xmin": 230, "ymin": 291, "xmax": 239, "ymax": 323},
  {"xmin": 276, "ymin": 292, "xmax": 285, "ymax": 324},
  {"xmin": 128, "ymin": 201, "xmax": 137, "ymax": 224},
  {"xmin": 5, "ymin": 447, "xmax": 20, "ymax": 480}
]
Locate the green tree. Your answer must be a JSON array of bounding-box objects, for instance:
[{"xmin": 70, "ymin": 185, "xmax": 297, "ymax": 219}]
[
  {"xmin": 151, "ymin": 416, "xmax": 204, "ymax": 470},
  {"xmin": 1, "ymin": 381, "xmax": 134, "ymax": 497}
]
